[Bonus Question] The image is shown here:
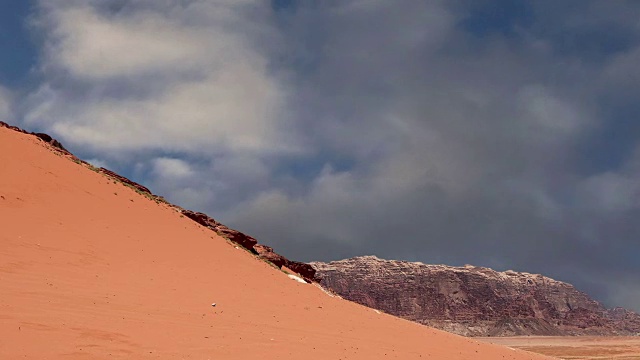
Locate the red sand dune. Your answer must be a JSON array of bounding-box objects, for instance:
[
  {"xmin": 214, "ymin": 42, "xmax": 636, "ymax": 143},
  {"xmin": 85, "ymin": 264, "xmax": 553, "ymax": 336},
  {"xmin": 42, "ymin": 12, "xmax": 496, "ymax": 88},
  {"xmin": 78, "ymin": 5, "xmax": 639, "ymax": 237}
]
[{"xmin": 0, "ymin": 126, "xmax": 555, "ymax": 359}]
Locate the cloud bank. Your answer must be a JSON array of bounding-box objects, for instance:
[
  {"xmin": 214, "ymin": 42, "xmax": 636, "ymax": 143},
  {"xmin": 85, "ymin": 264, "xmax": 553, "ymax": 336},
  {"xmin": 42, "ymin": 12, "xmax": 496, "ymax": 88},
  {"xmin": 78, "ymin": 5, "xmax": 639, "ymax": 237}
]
[{"xmin": 15, "ymin": 0, "xmax": 640, "ymax": 311}]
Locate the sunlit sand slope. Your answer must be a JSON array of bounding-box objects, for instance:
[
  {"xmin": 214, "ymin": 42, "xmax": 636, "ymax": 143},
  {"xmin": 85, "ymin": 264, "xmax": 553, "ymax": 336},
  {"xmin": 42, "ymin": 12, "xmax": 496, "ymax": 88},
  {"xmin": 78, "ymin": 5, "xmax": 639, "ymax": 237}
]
[{"xmin": 0, "ymin": 126, "xmax": 555, "ymax": 359}]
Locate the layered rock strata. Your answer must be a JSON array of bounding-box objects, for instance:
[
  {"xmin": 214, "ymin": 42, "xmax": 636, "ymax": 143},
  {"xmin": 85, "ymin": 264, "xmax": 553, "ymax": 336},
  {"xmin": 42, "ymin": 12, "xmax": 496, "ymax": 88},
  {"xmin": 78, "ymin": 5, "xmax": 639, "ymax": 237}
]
[{"xmin": 311, "ymin": 256, "xmax": 640, "ymax": 336}]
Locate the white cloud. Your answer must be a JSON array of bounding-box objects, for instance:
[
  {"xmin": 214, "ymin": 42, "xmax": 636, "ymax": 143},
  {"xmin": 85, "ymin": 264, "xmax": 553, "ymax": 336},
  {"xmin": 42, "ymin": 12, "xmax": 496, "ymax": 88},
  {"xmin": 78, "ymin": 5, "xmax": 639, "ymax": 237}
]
[
  {"xmin": 152, "ymin": 157, "xmax": 194, "ymax": 179},
  {"xmin": 27, "ymin": 1, "xmax": 297, "ymax": 155},
  {"xmin": 44, "ymin": 5, "xmax": 208, "ymax": 79},
  {"xmin": 40, "ymin": 66, "xmax": 290, "ymax": 153}
]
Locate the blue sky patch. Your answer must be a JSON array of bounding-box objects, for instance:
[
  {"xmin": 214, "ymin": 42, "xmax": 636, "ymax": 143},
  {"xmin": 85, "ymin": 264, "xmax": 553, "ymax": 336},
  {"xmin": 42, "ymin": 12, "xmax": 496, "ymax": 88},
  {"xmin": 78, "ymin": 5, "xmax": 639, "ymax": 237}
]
[
  {"xmin": 460, "ymin": 0, "xmax": 533, "ymax": 38},
  {"xmin": 0, "ymin": 0, "xmax": 37, "ymax": 87}
]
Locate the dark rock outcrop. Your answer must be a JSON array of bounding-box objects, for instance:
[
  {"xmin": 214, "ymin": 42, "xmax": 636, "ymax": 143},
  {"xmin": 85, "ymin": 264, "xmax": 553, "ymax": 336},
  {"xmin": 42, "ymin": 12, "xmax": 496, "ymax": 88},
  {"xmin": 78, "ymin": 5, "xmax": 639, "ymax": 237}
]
[
  {"xmin": 286, "ymin": 260, "xmax": 316, "ymax": 283},
  {"xmin": 1, "ymin": 121, "xmax": 76, "ymax": 158},
  {"xmin": 33, "ymin": 133, "xmax": 70, "ymax": 153},
  {"xmin": 180, "ymin": 210, "xmax": 258, "ymax": 252},
  {"xmin": 214, "ymin": 224, "xmax": 260, "ymax": 253},
  {"xmin": 99, "ymin": 167, "xmax": 152, "ymax": 195},
  {"xmin": 0, "ymin": 121, "xmax": 24, "ymax": 133},
  {"xmin": 254, "ymin": 244, "xmax": 316, "ymax": 282},
  {"xmin": 254, "ymin": 244, "xmax": 287, "ymax": 268},
  {"xmin": 180, "ymin": 210, "xmax": 219, "ymax": 228},
  {"xmin": 311, "ymin": 256, "xmax": 640, "ymax": 336}
]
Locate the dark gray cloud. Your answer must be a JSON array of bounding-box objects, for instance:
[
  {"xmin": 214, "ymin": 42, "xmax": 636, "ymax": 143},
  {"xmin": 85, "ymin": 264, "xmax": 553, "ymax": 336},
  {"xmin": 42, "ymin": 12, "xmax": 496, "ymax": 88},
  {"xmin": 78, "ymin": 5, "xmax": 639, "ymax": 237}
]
[{"xmin": 16, "ymin": 0, "xmax": 640, "ymax": 312}]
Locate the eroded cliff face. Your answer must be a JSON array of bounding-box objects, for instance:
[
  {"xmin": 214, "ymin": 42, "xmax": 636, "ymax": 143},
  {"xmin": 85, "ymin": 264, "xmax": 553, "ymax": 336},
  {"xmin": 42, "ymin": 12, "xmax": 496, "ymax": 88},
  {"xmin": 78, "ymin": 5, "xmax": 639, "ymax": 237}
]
[{"xmin": 311, "ymin": 256, "xmax": 640, "ymax": 336}]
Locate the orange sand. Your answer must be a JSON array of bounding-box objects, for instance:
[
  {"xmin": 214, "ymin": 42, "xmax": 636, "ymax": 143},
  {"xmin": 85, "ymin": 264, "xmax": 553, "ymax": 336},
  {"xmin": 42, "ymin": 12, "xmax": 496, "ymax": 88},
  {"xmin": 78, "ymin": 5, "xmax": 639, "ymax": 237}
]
[
  {"xmin": 480, "ymin": 336, "xmax": 640, "ymax": 359},
  {"xmin": 0, "ymin": 126, "xmax": 555, "ymax": 359}
]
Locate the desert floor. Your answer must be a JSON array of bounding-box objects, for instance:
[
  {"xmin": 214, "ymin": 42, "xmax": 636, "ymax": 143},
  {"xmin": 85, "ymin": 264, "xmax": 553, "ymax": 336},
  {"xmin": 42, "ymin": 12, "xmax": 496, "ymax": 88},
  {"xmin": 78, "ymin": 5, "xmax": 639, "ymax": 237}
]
[{"xmin": 479, "ymin": 336, "xmax": 640, "ymax": 360}]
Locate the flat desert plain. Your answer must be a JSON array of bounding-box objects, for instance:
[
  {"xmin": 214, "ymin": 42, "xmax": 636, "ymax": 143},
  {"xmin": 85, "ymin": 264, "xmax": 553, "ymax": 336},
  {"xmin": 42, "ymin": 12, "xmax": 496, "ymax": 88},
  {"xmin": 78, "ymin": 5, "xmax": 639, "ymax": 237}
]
[{"xmin": 480, "ymin": 336, "xmax": 640, "ymax": 360}]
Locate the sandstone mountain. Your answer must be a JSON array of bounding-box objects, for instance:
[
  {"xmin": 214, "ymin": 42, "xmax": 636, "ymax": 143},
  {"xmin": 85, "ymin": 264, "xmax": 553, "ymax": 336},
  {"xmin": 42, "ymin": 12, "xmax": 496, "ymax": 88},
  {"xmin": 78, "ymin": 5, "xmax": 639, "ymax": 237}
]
[{"xmin": 311, "ymin": 256, "xmax": 640, "ymax": 337}]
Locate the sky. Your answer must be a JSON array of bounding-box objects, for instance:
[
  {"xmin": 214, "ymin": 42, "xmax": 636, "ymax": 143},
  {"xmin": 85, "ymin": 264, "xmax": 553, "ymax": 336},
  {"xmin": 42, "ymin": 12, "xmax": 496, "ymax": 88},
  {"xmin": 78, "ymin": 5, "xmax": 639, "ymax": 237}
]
[{"xmin": 1, "ymin": 0, "xmax": 640, "ymax": 312}]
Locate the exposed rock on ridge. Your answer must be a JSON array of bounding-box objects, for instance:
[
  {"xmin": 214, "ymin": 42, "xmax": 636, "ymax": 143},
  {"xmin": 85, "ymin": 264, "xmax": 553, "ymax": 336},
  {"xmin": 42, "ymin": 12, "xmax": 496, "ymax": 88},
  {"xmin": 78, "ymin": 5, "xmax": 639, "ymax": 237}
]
[
  {"xmin": 99, "ymin": 167, "xmax": 152, "ymax": 195},
  {"xmin": 2, "ymin": 121, "xmax": 76, "ymax": 159},
  {"xmin": 311, "ymin": 256, "xmax": 640, "ymax": 336},
  {"xmin": 0, "ymin": 121, "xmax": 314, "ymax": 281},
  {"xmin": 181, "ymin": 210, "xmax": 259, "ymax": 252},
  {"xmin": 253, "ymin": 245, "xmax": 316, "ymax": 282}
]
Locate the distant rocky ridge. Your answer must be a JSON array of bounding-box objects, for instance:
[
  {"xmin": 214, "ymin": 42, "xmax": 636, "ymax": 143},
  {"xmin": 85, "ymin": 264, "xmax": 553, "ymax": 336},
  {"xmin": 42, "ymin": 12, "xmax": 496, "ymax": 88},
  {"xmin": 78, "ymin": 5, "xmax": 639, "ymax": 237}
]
[
  {"xmin": 311, "ymin": 256, "xmax": 640, "ymax": 336},
  {"xmin": 0, "ymin": 121, "xmax": 315, "ymax": 282}
]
